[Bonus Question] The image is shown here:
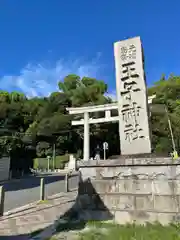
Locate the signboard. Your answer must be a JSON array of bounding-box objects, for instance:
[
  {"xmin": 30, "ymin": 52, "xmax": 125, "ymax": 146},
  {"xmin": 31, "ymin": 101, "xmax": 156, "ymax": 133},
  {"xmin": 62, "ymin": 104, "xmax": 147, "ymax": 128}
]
[
  {"xmin": 103, "ymin": 142, "xmax": 109, "ymax": 150},
  {"xmin": 114, "ymin": 36, "xmax": 151, "ymax": 155}
]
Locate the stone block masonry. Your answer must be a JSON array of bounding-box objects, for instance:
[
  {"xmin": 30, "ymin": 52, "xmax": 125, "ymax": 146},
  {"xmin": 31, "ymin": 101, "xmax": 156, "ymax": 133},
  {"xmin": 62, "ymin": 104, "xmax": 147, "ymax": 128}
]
[
  {"xmin": 78, "ymin": 158, "xmax": 180, "ymax": 224},
  {"xmin": 0, "ymin": 157, "xmax": 10, "ymax": 182}
]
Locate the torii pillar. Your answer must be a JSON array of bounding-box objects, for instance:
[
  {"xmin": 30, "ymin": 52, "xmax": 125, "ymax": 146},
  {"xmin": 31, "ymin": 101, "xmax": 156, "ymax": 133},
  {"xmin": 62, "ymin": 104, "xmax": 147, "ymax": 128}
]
[
  {"xmin": 83, "ymin": 112, "xmax": 90, "ymax": 161},
  {"xmin": 67, "ymin": 95, "xmax": 155, "ymax": 161}
]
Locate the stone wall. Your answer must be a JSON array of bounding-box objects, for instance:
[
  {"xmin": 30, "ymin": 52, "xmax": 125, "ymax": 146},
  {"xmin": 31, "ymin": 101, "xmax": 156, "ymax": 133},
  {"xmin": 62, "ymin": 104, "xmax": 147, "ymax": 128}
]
[
  {"xmin": 0, "ymin": 157, "xmax": 10, "ymax": 182},
  {"xmin": 78, "ymin": 158, "xmax": 180, "ymax": 224}
]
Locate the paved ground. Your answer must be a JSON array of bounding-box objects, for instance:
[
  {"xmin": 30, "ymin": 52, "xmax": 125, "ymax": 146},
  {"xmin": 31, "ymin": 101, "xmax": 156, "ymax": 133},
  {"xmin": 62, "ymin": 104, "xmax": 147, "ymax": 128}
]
[
  {"xmin": 0, "ymin": 191, "xmax": 78, "ymax": 239},
  {"xmin": 0, "ymin": 173, "xmax": 79, "ymax": 212}
]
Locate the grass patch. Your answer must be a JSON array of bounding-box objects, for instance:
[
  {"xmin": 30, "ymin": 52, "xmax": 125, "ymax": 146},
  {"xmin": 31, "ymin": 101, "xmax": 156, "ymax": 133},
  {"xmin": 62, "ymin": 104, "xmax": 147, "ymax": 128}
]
[
  {"xmin": 37, "ymin": 199, "xmax": 49, "ymax": 204},
  {"xmin": 29, "ymin": 228, "xmax": 43, "ymax": 237},
  {"xmin": 78, "ymin": 222, "xmax": 180, "ymax": 240}
]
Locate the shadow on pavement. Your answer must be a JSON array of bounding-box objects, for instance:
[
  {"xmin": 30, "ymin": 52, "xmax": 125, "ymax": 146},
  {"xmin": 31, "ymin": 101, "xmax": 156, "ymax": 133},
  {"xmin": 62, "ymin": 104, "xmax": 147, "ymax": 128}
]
[
  {"xmin": 0, "ymin": 235, "xmax": 30, "ymax": 240},
  {"xmin": 1, "ymin": 174, "xmax": 66, "ymax": 192},
  {"xmin": 0, "ymin": 176, "xmax": 113, "ymax": 239}
]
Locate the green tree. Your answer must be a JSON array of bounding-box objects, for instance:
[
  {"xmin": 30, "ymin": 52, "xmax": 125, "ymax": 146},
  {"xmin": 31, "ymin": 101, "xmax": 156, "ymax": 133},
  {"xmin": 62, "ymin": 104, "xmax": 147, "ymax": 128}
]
[
  {"xmin": 36, "ymin": 141, "xmax": 51, "ymax": 157},
  {"xmin": 0, "ymin": 73, "xmax": 179, "ymax": 173},
  {"xmin": 148, "ymin": 75, "xmax": 180, "ymax": 153},
  {"xmin": 59, "ymin": 74, "xmax": 108, "ymax": 106}
]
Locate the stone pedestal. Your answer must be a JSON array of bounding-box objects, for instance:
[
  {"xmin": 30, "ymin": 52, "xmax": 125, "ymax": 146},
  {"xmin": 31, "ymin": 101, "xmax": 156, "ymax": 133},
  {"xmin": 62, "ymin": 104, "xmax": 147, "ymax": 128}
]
[{"xmin": 77, "ymin": 157, "xmax": 180, "ymax": 224}]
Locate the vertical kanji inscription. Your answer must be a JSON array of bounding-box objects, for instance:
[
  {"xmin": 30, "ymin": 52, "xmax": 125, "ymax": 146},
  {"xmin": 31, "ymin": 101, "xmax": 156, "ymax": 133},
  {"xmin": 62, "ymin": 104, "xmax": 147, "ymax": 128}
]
[{"xmin": 114, "ymin": 37, "xmax": 151, "ymax": 155}]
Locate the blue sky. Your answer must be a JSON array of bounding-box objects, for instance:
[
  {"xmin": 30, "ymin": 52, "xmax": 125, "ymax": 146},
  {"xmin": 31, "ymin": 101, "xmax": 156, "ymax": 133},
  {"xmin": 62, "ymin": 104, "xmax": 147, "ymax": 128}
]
[{"xmin": 0, "ymin": 0, "xmax": 179, "ymax": 98}]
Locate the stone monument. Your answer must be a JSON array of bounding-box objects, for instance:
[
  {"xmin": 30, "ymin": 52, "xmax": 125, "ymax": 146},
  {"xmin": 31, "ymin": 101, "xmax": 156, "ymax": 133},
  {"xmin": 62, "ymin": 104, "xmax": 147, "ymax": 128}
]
[
  {"xmin": 67, "ymin": 36, "xmax": 155, "ymax": 160},
  {"xmin": 66, "ymin": 37, "xmax": 180, "ymax": 225},
  {"xmin": 114, "ymin": 36, "xmax": 151, "ymax": 155}
]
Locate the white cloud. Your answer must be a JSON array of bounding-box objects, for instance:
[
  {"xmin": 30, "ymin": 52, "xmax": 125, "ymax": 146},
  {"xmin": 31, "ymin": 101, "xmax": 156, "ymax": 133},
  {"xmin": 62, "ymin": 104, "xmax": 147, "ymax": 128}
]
[
  {"xmin": 105, "ymin": 90, "xmax": 117, "ymax": 102},
  {"xmin": 0, "ymin": 55, "xmax": 104, "ymax": 98}
]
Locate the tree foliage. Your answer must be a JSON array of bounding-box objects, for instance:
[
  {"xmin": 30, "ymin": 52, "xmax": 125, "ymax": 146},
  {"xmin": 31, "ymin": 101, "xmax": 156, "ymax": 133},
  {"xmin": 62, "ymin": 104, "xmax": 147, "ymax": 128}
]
[
  {"xmin": 0, "ymin": 74, "xmax": 179, "ymax": 173},
  {"xmin": 148, "ymin": 75, "xmax": 180, "ymax": 153}
]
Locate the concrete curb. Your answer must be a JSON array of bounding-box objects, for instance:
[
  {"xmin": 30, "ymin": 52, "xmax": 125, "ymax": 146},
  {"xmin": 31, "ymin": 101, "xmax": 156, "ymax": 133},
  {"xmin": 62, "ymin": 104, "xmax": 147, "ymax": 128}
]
[
  {"xmin": 1, "ymin": 191, "xmax": 78, "ymax": 239},
  {"xmin": 4, "ymin": 201, "xmax": 38, "ymax": 216},
  {"xmin": 3, "ymin": 190, "xmax": 77, "ymax": 217},
  {"xmin": 30, "ymin": 218, "xmax": 71, "ymax": 240},
  {"xmin": 29, "ymin": 192, "xmax": 78, "ymax": 240}
]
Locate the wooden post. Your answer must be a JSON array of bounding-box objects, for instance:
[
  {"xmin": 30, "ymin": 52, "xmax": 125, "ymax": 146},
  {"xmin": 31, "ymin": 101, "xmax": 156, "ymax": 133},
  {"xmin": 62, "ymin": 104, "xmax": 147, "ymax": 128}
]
[
  {"xmin": 0, "ymin": 186, "xmax": 5, "ymax": 216},
  {"xmin": 40, "ymin": 178, "xmax": 45, "ymax": 201},
  {"xmin": 65, "ymin": 173, "xmax": 69, "ymax": 192}
]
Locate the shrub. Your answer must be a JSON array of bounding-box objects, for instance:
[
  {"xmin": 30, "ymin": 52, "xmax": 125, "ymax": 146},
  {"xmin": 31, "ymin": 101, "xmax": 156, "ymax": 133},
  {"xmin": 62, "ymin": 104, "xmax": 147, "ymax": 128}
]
[
  {"xmin": 33, "ymin": 158, "xmax": 39, "ymax": 169},
  {"xmin": 33, "ymin": 154, "xmax": 70, "ymax": 170}
]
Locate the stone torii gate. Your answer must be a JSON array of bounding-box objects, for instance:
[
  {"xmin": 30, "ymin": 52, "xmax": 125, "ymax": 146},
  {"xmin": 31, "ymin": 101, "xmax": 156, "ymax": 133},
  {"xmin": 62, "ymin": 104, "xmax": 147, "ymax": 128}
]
[{"xmin": 66, "ymin": 95, "xmax": 155, "ymax": 161}]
